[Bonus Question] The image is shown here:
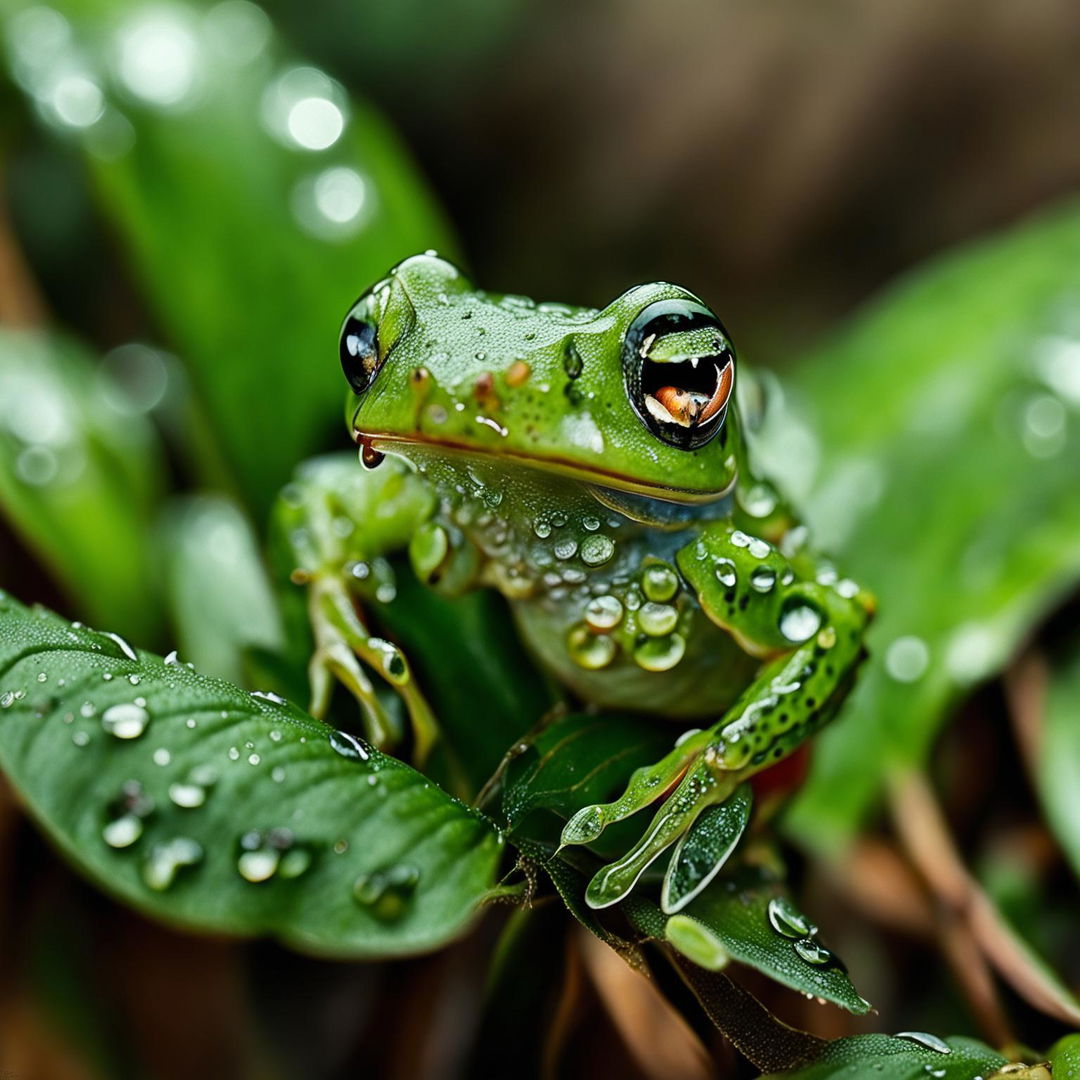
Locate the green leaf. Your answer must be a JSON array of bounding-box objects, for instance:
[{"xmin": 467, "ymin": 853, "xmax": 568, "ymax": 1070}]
[
  {"xmin": 1038, "ymin": 642, "xmax": 1080, "ymax": 882},
  {"xmin": 1049, "ymin": 1034, "xmax": 1080, "ymax": 1080},
  {"xmin": 500, "ymin": 710, "xmax": 673, "ymax": 854},
  {"xmin": 5, "ymin": 0, "xmax": 455, "ymax": 511},
  {"xmin": 759, "ymin": 1033, "xmax": 1007, "ymax": 1079},
  {"xmin": 0, "ymin": 327, "xmax": 163, "ymax": 642},
  {"xmin": 159, "ymin": 494, "xmax": 284, "ymax": 685},
  {"xmin": 0, "ymin": 592, "xmax": 503, "ymax": 957},
  {"xmin": 770, "ymin": 199, "xmax": 1080, "ymax": 848},
  {"xmin": 663, "ymin": 865, "xmax": 870, "ymax": 1014}
]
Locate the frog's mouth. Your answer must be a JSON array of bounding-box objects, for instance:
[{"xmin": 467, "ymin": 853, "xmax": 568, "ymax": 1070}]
[
  {"xmin": 354, "ymin": 427, "xmax": 734, "ymax": 508},
  {"xmin": 639, "ymin": 352, "xmax": 733, "ymax": 443}
]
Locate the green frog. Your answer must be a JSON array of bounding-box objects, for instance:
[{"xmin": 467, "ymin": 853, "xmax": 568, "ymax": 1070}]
[{"xmin": 277, "ymin": 252, "xmax": 873, "ymax": 914}]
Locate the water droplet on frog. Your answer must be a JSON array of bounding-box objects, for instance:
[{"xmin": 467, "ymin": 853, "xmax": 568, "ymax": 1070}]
[
  {"xmin": 152, "ymin": 747, "xmax": 171, "ymax": 766},
  {"xmin": 128, "ymin": 674, "xmax": 141, "ymax": 685},
  {"xmin": 582, "ymin": 515, "xmax": 600, "ymax": 531},
  {"xmin": 585, "ymin": 595, "xmax": 623, "ymax": 631},
  {"xmin": 271, "ymin": 766, "xmax": 286, "ymax": 783},
  {"xmin": 553, "ymin": 537, "xmax": 578, "ymax": 560},
  {"xmin": 247, "ymin": 753, "xmax": 260, "ymax": 765},
  {"xmin": 567, "ymin": 624, "xmax": 617, "ymax": 670},
  {"xmin": 533, "ymin": 520, "xmax": 552, "ymax": 539},
  {"xmin": 164, "ymin": 649, "xmax": 181, "ymax": 666},
  {"xmin": 638, "ymin": 602, "xmax": 678, "ymax": 637},
  {"xmin": 895, "ymin": 1032, "xmax": 951, "ymax": 1055},
  {"xmin": 101, "ymin": 702, "xmax": 150, "ymax": 739},
  {"xmin": 767, "ymin": 896, "xmax": 817, "ymax": 939},
  {"xmin": 142, "ymin": 836, "xmax": 203, "ymax": 891},
  {"xmin": 0, "ymin": 691, "xmax": 15, "ymax": 709},
  {"xmin": 633, "ymin": 633, "xmax": 686, "ymax": 672},
  {"xmin": 329, "ymin": 730, "xmax": 370, "ymax": 761},
  {"xmin": 72, "ymin": 730, "xmax": 90, "ymax": 747},
  {"xmin": 923, "ymin": 1068, "xmax": 946, "ymax": 1079},
  {"xmin": 278, "ymin": 847, "xmax": 313, "ymax": 878},
  {"xmin": 779, "ymin": 600, "xmax": 822, "ymax": 643},
  {"xmin": 714, "ymin": 558, "xmax": 737, "ymax": 588},
  {"xmin": 580, "ymin": 535, "xmax": 614, "ymax": 566},
  {"xmin": 793, "ymin": 937, "xmax": 832, "ymax": 965},
  {"xmin": 749, "ymin": 567, "xmax": 776, "ymax": 593},
  {"xmin": 353, "ymin": 864, "xmax": 420, "ymax": 921},
  {"xmin": 741, "ymin": 483, "xmax": 777, "ymax": 518},
  {"xmin": 641, "ymin": 563, "xmax": 679, "ymax": 602},
  {"xmin": 562, "ymin": 340, "xmax": 583, "ymax": 379}
]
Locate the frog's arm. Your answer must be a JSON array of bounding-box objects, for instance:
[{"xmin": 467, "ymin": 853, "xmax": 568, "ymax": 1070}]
[
  {"xmin": 273, "ymin": 453, "xmax": 472, "ymax": 761},
  {"xmin": 561, "ymin": 523, "xmax": 874, "ymax": 911}
]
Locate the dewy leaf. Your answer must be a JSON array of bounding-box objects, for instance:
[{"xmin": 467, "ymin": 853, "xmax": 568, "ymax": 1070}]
[
  {"xmin": 500, "ymin": 711, "xmax": 673, "ymax": 853},
  {"xmin": 2, "ymin": 0, "xmax": 455, "ymax": 512},
  {"xmin": 0, "ymin": 328, "xmax": 163, "ymax": 643},
  {"xmin": 159, "ymin": 494, "xmax": 284, "ymax": 686},
  {"xmin": 1038, "ymin": 642, "xmax": 1080, "ymax": 883},
  {"xmin": 759, "ymin": 1033, "xmax": 1007, "ymax": 1079},
  {"xmin": 1048, "ymin": 1033, "xmax": 1080, "ymax": 1079},
  {"xmin": 764, "ymin": 199, "xmax": 1080, "ymax": 849},
  {"xmin": 663, "ymin": 866, "xmax": 870, "ymax": 1015},
  {"xmin": 0, "ymin": 593, "xmax": 503, "ymax": 957}
]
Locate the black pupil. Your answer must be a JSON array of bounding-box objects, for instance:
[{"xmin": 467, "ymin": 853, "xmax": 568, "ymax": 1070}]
[{"xmin": 340, "ymin": 317, "xmax": 379, "ymax": 394}]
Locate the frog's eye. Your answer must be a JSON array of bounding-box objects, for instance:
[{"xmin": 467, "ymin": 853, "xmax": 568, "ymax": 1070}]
[
  {"xmin": 340, "ymin": 312, "xmax": 380, "ymax": 395},
  {"xmin": 622, "ymin": 298, "xmax": 735, "ymax": 450}
]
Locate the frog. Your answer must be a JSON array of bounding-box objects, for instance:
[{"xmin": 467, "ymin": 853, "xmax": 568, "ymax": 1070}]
[{"xmin": 276, "ymin": 251, "xmax": 874, "ymax": 915}]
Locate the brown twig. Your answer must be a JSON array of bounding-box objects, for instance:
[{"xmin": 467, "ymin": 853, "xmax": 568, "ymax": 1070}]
[{"xmin": 889, "ymin": 768, "xmax": 1080, "ymax": 1030}]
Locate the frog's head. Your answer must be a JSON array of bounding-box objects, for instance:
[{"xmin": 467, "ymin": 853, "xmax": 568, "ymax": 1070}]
[{"xmin": 340, "ymin": 253, "xmax": 740, "ymax": 512}]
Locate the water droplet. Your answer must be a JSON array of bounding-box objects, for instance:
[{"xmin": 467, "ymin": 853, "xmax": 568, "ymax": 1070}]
[
  {"xmin": 164, "ymin": 650, "xmax": 181, "ymax": 666},
  {"xmin": 533, "ymin": 519, "xmax": 552, "ymax": 539},
  {"xmin": 562, "ymin": 340, "xmax": 583, "ymax": 379},
  {"xmin": 72, "ymin": 730, "xmax": 90, "ymax": 747},
  {"xmin": 152, "ymin": 748, "xmax": 171, "ymax": 766},
  {"xmin": 228, "ymin": 746, "xmax": 241, "ymax": 761},
  {"xmin": 895, "ymin": 1032, "xmax": 951, "ymax": 1055},
  {"xmin": 272, "ymin": 765, "xmax": 287, "ymax": 783},
  {"xmin": 767, "ymin": 896, "xmax": 817, "ymax": 939},
  {"xmin": 567, "ymin": 624, "xmax": 617, "ymax": 670},
  {"xmin": 101, "ymin": 702, "xmax": 150, "ymax": 739},
  {"xmin": 0, "ymin": 691, "xmax": 15, "ymax": 708},
  {"xmin": 741, "ymin": 483, "xmax": 778, "ymax": 518},
  {"xmin": 585, "ymin": 595, "xmax": 623, "ymax": 631},
  {"xmin": 142, "ymin": 837, "xmax": 203, "ymax": 891},
  {"xmin": 553, "ymin": 537, "xmax": 578, "ymax": 560},
  {"xmin": 247, "ymin": 753, "xmax": 260, "ymax": 765},
  {"xmin": 238, "ymin": 848, "xmax": 279, "ymax": 883},
  {"xmin": 169, "ymin": 782, "xmax": 206, "ymax": 809},
  {"xmin": 278, "ymin": 847, "xmax": 312, "ymax": 878},
  {"xmin": 103, "ymin": 813, "xmax": 143, "ymax": 848},
  {"xmin": 102, "ymin": 630, "xmax": 138, "ymax": 662},
  {"xmin": 128, "ymin": 674, "xmax": 141, "ymax": 685},
  {"xmin": 116, "ymin": 8, "xmax": 200, "ymax": 108},
  {"xmin": 638, "ymin": 602, "xmax": 678, "ymax": 637},
  {"xmin": 329, "ymin": 730, "xmax": 370, "ymax": 761},
  {"xmin": 251, "ymin": 689, "xmax": 287, "ymax": 705},
  {"xmin": 885, "ymin": 635, "xmax": 930, "ymax": 682},
  {"xmin": 633, "ymin": 633, "xmax": 686, "ymax": 672},
  {"xmin": 749, "ymin": 567, "xmax": 776, "ymax": 593},
  {"xmin": 793, "ymin": 937, "xmax": 832, "ymax": 965},
  {"xmin": 580, "ymin": 534, "xmax": 614, "ymax": 566},
  {"xmin": 582, "ymin": 515, "xmax": 600, "ymax": 531},
  {"xmin": 353, "ymin": 864, "xmax": 420, "ymax": 921},
  {"xmin": 779, "ymin": 600, "xmax": 822, "ymax": 644},
  {"xmin": 642, "ymin": 563, "xmax": 679, "ymax": 602}
]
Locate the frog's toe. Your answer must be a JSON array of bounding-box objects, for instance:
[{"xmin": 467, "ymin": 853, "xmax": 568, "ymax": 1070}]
[{"xmin": 583, "ymin": 756, "xmax": 737, "ymax": 910}]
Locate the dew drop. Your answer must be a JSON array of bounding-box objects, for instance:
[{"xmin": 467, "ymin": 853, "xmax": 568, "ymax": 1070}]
[
  {"xmin": 101, "ymin": 702, "xmax": 150, "ymax": 739},
  {"xmin": 238, "ymin": 848, "xmax": 279, "ymax": 883},
  {"xmin": 103, "ymin": 813, "xmax": 143, "ymax": 848},
  {"xmin": 567, "ymin": 624, "xmax": 617, "ymax": 670},
  {"xmin": 895, "ymin": 1032, "xmax": 952, "ymax": 1055},
  {"xmin": 329, "ymin": 730, "xmax": 370, "ymax": 761},
  {"xmin": 779, "ymin": 600, "xmax": 822, "ymax": 644},
  {"xmin": 793, "ymin": 937, "xmax": 832, "ymax": 966},
  {"xmin": 584, "ymin": 594, "xmax": 623, "ymax": 631},
  {"xmin": 352, "ymin": 864, "xmax": 420, "ymax": 921},
  {"xmin": 749, "ymin": 567, "xmax": 776, "ymax": 593},
  {"xmin": 767, "ymin": 896, "xmax": 817, "ymax": 939},
  {"xmin": 143, "ymin": 837, "xmax": 203, "ymax": 891},
  {"xmin": 580, "ymin": 534, "xmax": 615, "ymax": 566}
]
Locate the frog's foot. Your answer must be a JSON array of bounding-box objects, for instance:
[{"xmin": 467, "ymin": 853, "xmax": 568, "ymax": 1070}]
[
  {"xmin": 560, "ymin": 726, "xmax": 714, "ymax": 848},
  {"xmin": 308, "ymin": 574, "xmax": 439, "ymax": 763},
  {"xmin": 579, "ymin": 753, "xmax": 748, "ymax": 911}
]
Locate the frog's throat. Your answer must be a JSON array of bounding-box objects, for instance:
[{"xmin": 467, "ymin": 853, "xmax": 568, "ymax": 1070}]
[{"xmin": 357, "ymin": 431, "xmax": 735, "ymax": 505}]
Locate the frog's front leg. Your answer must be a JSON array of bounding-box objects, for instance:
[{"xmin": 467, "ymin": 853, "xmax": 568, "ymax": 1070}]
[
  {"xmin": 274, "ymin": 453, "xmax": 465, "ymax": 762},
  {"xmin": 561, "ymin": 524, "xmax": 874, "ymax": 911}
]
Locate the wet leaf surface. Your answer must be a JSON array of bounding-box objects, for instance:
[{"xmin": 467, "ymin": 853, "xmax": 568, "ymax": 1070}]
[{"xmin": 0, "ymin": 593, "xmax": 503, "ymax": 956}]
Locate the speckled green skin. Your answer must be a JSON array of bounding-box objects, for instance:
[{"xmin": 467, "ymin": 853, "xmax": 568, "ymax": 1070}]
[{"xmin": 280, "ymin": 253, "xmax": 873, "ymax": 911}]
